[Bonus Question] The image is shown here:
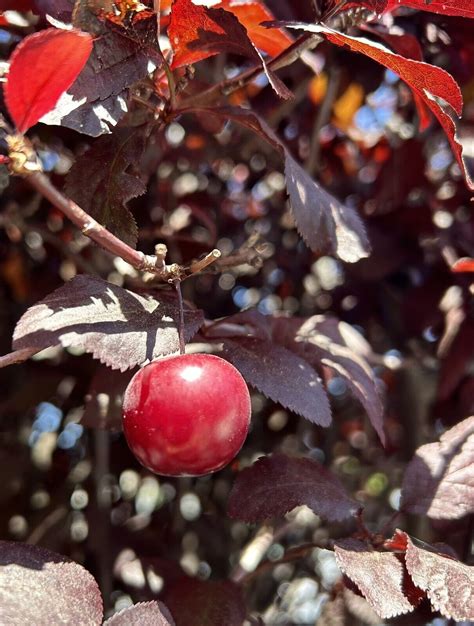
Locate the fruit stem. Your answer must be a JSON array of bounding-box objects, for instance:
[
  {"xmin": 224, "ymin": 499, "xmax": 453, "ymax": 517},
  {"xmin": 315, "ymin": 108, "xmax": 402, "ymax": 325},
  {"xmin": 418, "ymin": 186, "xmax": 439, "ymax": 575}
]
[{"xmin": 173, "ymin": 279, "xmax": 186, "ymax": 355}]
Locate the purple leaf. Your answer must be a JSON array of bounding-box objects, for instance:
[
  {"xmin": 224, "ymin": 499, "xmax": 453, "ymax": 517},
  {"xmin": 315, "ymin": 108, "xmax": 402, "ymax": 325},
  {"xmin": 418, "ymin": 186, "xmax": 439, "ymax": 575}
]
[
  {"xmin": 400, "ymin": 531, "xmax": 474, "ymax": 621},
  {"xmin": 285, "ymin": 153, "xmax": 370, "ymax": 263},
  {"xmin": 12, "ymin": 275, "xmax": 204, "ymax": 371},
  {"xmin": 228, "ymin": 453, "xmax": 358, "ymax": 522},
  {"xmin": 41, "ymin": 30, "xmax": 150, "ymax": 136},
  {"xmin": 165, "ymin": 577, "xmax": 246, "ymax": 626},
  {"xmin": 221, "ymin": 337, "xmax": 331, "ymax": 426},
  {"xmin": 104, "ymin": 601, "xmax": 175, "ymax": 625},
  {"xmin": 334, "ymin": 538, "xmax": 416, "ymax": 619},
  {"xmin": 400, "ymin": 415, "xmax": 474, "ymax": 519},
  {"xmin": 294, "ymin": 316, "xmax": 385, "ymax": 444},
  {"xmin": 0, "ymin": 541, "xmax": 103, "ymax": 625},
  {"xmin": 65, "ymin": 126, "xmax": 149, "ymax": 248},
  {"xmin": 184, "ymin": 107, "xmax": 371, "ymax": 264}
]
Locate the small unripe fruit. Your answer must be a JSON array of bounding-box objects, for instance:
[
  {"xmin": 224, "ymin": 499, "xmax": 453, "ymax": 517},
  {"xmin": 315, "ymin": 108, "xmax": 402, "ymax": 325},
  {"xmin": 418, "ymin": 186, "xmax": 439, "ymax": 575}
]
[{"xmin": 122, "ymin": 354, "xmax": 251, "ymax": 476}]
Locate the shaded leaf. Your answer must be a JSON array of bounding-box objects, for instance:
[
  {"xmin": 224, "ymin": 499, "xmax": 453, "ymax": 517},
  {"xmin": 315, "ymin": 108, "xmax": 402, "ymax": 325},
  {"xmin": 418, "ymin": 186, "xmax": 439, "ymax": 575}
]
[
  {"xmin": 400, "ymin": 415, "xmax": 474, "ymax": 519},
  {"xmin": 169, "ymin": 0, "xmax": 290, "ymax": 98},
  {"xmin": 41, "ymin": 30, "xmax": 151, "ymax": 136},
  {"xmin": 65, "ymin": 126, "xmax": 149, "ymax": 248},
  {"xmin": 165, "ymin": 577, "xmax": 245, "ymax": 626},
  {"xmin": 228, "ymin": 453, "xmax": 358, "ymax": 522},
  {"xmin": 285, "ymin": 152, "xmax": 371, "ymax": 263},
  {"xmin": 294, "ymin": 316, "xmax": 385, "ymax": 445},
  {"xmin": 334, "ymin": 538, "xmax": 416, "ymax": 619},
  {"xmin": 398, "ymin": 531, "xmax": 474, "ymax": 621},
  {"xmin": 276, "ymin": 23, "xmax": 474, "ymax": 191},
  {"xmin": 0, "ymin": 541, "xmax": 103, "ymax": 625},
  {"xmin": 221, "ymin": 337, "xmax": 331, "ymax": 426},
  {"xmin": 12, "ymin": 275, "xmax": 204, "ymax": 371},
  {"xmin": 4, "ymin": 28, "xmax": 93, "ymax": 133},
  {"xmin": 104, "ymin": 601, "xmax": 175, "ymax": 625}
]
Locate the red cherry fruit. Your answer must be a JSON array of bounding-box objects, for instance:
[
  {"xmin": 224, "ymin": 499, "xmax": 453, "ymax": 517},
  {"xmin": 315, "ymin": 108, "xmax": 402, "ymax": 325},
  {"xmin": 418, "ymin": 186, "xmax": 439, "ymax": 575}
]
[{"xmin": 122, "ymin": 354, "xmax": 251, "ymax": 476}]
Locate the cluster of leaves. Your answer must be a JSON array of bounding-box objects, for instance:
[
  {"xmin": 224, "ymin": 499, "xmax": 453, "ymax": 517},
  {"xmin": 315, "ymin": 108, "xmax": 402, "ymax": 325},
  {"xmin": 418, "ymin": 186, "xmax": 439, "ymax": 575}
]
[{"xmin": 0, "ymin": 0, "xmax": 473, "ymax": 624}]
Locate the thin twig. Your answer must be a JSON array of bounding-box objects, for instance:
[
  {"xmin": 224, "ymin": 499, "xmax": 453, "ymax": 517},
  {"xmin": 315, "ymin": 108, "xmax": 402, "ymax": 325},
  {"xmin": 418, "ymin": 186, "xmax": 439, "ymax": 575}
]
[
  {"xmin": 238, "ymin": 541, "xmax": 330, "ymax": 586},
  {"xmin": 178, "ymin": 33, "xmax": 321, "ymax": 109},
  {"xmin": 189, "ymin": 249, "xmax": 221, "ymax": 274},
  {"xmin": 305, "ymin": 64, "xmax": 341, "ymax": 176},
  {"xmin": 154, "ymin": 0, "xmax": 177, "ymax": 110},
  {"xmin": 173, "ymin": 279, "xmax": 186, "ymax": 355},
  {"xmin": 0, "ymin": 347, "xmax": 40, "ymax": 369},
  {"xmin": 26, "ymin": 506, "xmax": 68, "ymax": 545}
]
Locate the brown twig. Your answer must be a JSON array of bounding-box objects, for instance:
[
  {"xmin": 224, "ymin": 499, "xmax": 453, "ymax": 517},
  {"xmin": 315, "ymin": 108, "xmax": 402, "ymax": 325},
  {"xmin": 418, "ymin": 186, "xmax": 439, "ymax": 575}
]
[
  {"xmin": 189, "ymin": 249, "xmax": 221, "ymax": 274},
  {"xmin": 177, "ymin": 33, "xmax": 321, "ymax": 110},
  {"xmin": 27, "ymin": 506, "xmax": 68, "ymax": 545},
  {"xmin": 237, "ymin": 540, "xmax": 330, "ymax": 586},
  {"xmin": 0, "ymin": 347, "xmax": 40, "ymax": 369},
  {"xmin": 27, "ymin": 171, "xmax": 160, "ymax": 273}
]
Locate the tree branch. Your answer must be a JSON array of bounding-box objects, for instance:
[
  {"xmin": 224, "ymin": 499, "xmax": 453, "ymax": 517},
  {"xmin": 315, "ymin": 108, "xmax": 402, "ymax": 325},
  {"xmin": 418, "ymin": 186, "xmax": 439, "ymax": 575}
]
[
  {"xmin": 27, "ymin": 171, "xmax": 159, "ymax": 272},
  {"xmin": 177, "ymin": 33, "xmax": 321, "ymax": 109}
]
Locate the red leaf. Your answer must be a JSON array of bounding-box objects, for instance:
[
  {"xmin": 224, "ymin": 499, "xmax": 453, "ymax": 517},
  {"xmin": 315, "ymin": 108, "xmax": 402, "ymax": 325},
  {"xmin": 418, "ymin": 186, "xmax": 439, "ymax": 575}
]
[
  {"xmin": 4, "ymin": 28, "xmax": 93, "ymax": 133},
  {"xmin": 388, "ymin": 0, "xmax": 474, "ymax": 19},
  {"xmin": 343, "ymin": 0, "xmax": 474, "ymax": 17},
  {"xmin": 228, "ymin": 453, "xmax": 359, "ymax": 523},
  {"xmin": 452, "ymin": 257, "xmax": 474, "ymax": 273},
  {"xmin": 169, "ymin": 0, "xmax": 261, "ymax": 69},
  {"xmin": 218, "ymin": 0, "xmax": 292, "ymax": 57},
  {"xmin": 276, "ymin": 23, "xmax": 474, "ymax": 190},
  {"xmin": 334, "ymin": 538, "xmax": 417, "ymax": 619},
  {"xmin": 168, "ymin": 0, "xmax": 291, "ymax": 98}
]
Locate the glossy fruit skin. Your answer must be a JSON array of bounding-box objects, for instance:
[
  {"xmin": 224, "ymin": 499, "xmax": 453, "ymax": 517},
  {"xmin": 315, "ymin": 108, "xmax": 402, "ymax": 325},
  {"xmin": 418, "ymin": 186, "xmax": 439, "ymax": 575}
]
[{"xmin": 122, "ymin": 354, "xmax": 251, "ymax": 476}]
